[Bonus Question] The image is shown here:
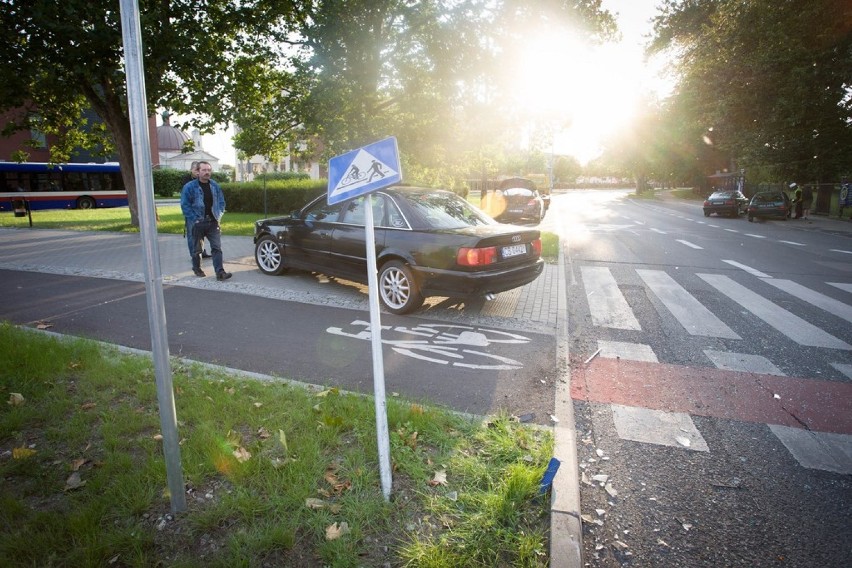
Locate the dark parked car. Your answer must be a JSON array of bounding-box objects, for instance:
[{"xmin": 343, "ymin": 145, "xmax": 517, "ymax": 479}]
[
  {"xmin": 482, "ymin": 177, "xmax": 547, "ymax": 224},
  {"xmin": 747, "ymin": 191, "xmax": 791, "ymax": 222},
  {"xmin": 703, "ymin": 190, "xmax": 749, "ymax": 217},
  {"xmin": 253, "ymin": 187, "xmax": 544, "ymax": 314}
]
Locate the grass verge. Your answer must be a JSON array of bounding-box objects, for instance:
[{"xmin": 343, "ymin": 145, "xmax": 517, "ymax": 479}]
[{"xmin": 0, "ymin": 323, "xmax": 553, "ymax": 567}]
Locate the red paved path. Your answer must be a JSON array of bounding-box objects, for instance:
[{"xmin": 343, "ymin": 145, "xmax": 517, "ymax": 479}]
[{"xmin": 571, "ymin": 358, "xmax": 852, "ymax": 435}]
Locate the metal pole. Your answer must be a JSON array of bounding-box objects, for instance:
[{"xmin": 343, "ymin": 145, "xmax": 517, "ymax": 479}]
[
  {"xmin": 364, "ymin": 195, "xmax": 392, "ymax": 500},
  {"xmin": 119, "ymin": 0, "xmax": 186, "ymax": 513}
]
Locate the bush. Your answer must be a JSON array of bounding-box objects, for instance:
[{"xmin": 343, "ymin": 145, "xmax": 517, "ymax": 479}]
[
  {"xmin": 221, "ymin": 179, "xmax": 328, "ymax": 214},
  {"xmin": 153, "ymin": 168, "xmax": 233, "ymax": 198},
  {"xmin": 254, "ymin": 171, "xmax": 311, "ymax": 182}
]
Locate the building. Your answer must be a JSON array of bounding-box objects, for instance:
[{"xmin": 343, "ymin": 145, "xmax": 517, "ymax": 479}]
[{"xmin": 155, "ymin": 111, "xmax": 219, "ymax": 172}]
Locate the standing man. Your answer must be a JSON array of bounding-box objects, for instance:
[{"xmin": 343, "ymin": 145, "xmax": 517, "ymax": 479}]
[
  {"xmin": 180, "ymin": 161, "xmax": 232, "ymax": 280},
  {"xmin": 181, "ymin": 161, "xmax": 210, "ymax": 259}
]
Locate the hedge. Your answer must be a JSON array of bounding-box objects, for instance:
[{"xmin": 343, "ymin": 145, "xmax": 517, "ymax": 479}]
[
  {"xmin": 220, "ymin": 179, "xmax": 328, "ymax": 215},
  {"xmin": 152, "ymin": 168, "xmax": 231, "ymax": 198}
]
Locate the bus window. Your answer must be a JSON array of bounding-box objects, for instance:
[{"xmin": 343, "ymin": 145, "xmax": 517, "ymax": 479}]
[{"xmin": 66, "ymin": 172, "xmax": 86, "ymax": 192}]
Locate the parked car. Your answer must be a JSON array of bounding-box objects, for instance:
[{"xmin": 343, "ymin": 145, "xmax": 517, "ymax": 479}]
[
  {"xmin": 702, "ymin": 190, "xmax": 749, "ymax": 217},
  {"xmin": 481, "ymin": 177, "xmax": 547, "ymax": 224},
  {"xmin": 253, "ymin": 187, "xmax": 544, "ymax": 314},
  {"xmin": 747, "ymin": 191, "xmax": 791, "ymax": 222}
]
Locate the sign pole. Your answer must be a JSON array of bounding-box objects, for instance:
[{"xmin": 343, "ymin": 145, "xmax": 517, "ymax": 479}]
[{"xmin": 364, "ymin": 195, "xmax": 393, "ymax": 500}]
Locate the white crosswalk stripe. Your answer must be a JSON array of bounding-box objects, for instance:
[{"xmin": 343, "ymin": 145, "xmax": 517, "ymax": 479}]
[
  {"xmin": 763, "ymin": 279, "xmax": 852, "ymax": 324},
  {"xmin": 581, "ymin": 266, "xmax": 641, "ymax": 330},
  {"xmin": 637, "ymin": 269, "xmax": 740, "ymax": 339},
  {"xmin": 698, "ymin": 273, "xmax": 851, "ymax": 350}
]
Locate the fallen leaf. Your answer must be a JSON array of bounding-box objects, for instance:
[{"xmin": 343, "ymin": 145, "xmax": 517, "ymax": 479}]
[
  {"xmin": 70, "ymin": 458, "xmax": 88, "ymax": 471},
  {"xmin": 8, "ymin": 393, "xmax": 24, "ymax": 407},
  {"xmin": 306, "ymin": 498, "xmax": 328, "ymax": 509},
  {"xmin": 64, "ymin": 471, "xmax": 87, "ymax": 491},
  {"xmin": 315, "ymin": 387, "xmax": 339, "ymax": 397},
  {"xmin": 12, "ymin": 447, "xmax": 36, "ymax": 459},
  {"xmin": 253, "ymin": 402, "xmax": 263, "ymax": 408},
  {"xmin": 325, "ymin": 522, "xmax": 350, "ymax": 541},
  {"xmin": 36, "ymin": 321, "xmax": 53, "ymax": 330},
  {"xmin": 429, "ymin": 469, "xmax": 448, "ymax": 486},
  {"xmin": 153, "ymin": 434, "xmax": 163, "ymax": 441},
  {"xmin": 225, "ymin": 387, "xmax": 235, "ymax": 395},
  {"xmin": 80, "ymin": 402, "xmax": 96, "ymax": 410},
  {"xmin": 257, "ymin": 427, "xmax": 270, "ymax": 439},
  {"xmin": 233, "ymin": 447, "xmax": 252, "ymax": 463}
]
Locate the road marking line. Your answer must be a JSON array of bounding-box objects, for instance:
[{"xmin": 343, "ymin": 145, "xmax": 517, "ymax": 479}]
[
  {"xmin": 581, "ymin": 266, "xmax": 641, "ymax": 330},
  {"xmin": 768, "ymin": 425, "xmax": 852, "ymax": 475},
  {"xmin": 698, "ymin": 273, "xmax": 851, "ymax": 350},
  {"xmin": 721, "ymin": 259, "xmax": 771, "ymax": 278},
  {"xmin": 704, "ymin": 350, "xmax": 785, "ymax": 375},
  {"xmin": 650, "ymin": 228, "xmax": 667, "ymax": 234},
  {"xmin": 571, "ymin": 358, "xmax": 852, "ymax": 434},
  {"xmin": 829, "ymin": 249, "xmax": 852, "ymax": 255},
  {"xmin": 676, "ymin": 239, "xmax": 703, "ymax": 249},
  {"xmin": 828, "ymin": 282, "xmax": 852, "ymax": 294},
  {"xmin": 637, "ymin": 269, "xmax": 740, "ymax": 338},
  {"xmin": 779, "ymin": 240, "xmax": 806, "ymax": 246},
  {"xmin": 724, "ymin": 229, "xmax": 739, "ymax": 233},
  {"xmin": 597, "ymin": 340, "xmax": 658, "ymax": 362},
  {"xmin": 745, "ymin": 233, "xmax": 767, "ymax": 239},
  {"xmin": 831, "ymin": 362, "xmax": 852, "ymax": 379},
  {"xmin": 763, "ymin": 279, "xmax": 852, "ymax": 324},
  {"xmin": 611, "ymin": 404, "xmax": 709, "ymax": 452},
  {"xmin": 708, "ymin": 224, "xmax": 720, "ymax": 228}
]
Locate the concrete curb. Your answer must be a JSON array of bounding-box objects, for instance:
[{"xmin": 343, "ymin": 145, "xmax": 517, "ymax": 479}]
[{"xmin": 550, "ymin": 236, "xmax": 583, "ymax": 567}]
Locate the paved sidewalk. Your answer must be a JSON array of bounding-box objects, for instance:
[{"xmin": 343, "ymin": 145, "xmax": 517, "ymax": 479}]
[{"xmin": 0, "ymin": 227, "xmax": 558, "ymax": 334}]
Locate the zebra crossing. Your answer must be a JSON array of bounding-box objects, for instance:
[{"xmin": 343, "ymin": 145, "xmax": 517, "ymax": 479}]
[{"xmin": 574, "ymin": 263, "xmax": 852, "ymax": 475}]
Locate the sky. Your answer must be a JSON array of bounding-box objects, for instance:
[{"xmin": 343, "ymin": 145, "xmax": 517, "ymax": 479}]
[{"xmin": 184, "ymin": 0, "xmax": 668, "ymax": 168}]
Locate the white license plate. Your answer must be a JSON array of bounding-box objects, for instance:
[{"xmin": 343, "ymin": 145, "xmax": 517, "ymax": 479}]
[{"xmin": 502, "ymin": 244, "xmax": 527, "ymax": 258}]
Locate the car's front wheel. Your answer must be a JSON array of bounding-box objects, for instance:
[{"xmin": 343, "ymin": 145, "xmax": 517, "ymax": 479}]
[
  {"xmin": 378, "ymin": 260, "xmax": 424, "ymax": 315},
  {"xmin": 255, "ymin": 235, "xmax": 287, "ymax": 275}
]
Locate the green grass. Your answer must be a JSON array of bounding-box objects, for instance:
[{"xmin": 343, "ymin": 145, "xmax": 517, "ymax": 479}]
[{"xmin": 0, "ymin": 323, "xmax": 553, "ymax": 567}]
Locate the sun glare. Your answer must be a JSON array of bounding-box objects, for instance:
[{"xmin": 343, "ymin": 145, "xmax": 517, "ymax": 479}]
[{"xmin": 510, "ymin": 31, "xmax": 648, "ymax": 163}]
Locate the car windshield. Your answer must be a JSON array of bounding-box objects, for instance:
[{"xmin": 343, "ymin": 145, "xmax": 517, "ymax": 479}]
[{"xmin": 406, "ymin": 191, "xmax": 493, "ymax": 229}]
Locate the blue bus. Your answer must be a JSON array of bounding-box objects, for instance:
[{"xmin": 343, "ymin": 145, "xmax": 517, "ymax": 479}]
[{"xmin": 0, "ymin": 162, "xmax": 127, "ymax": 212}]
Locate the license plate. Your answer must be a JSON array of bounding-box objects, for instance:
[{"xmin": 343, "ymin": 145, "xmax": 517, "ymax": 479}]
[
  {"xmin": 508, "ymin": 209, "xmax": 524, "ymax": 214},
  {"xmin": 712, "ymin": 201, "xmax": 724, "ymax": 205},
  {"xmin": 502, "ymin": 244, "xmax": 527, "ymax": 258}
]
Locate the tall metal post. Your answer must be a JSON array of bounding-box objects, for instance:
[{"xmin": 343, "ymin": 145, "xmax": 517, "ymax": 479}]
[{"xmin": 119, "ymin": 0, "xmax": 186, "ymax": 513}]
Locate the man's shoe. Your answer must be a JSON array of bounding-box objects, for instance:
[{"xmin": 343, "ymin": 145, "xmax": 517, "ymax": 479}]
[
  {"xmin": 216, "ymin": 271, "xmax": 232, "ymax": 281},
  {"xmin": 193, "ymin": 268, "xmax": 206, "ymax": 277},
  {"xmin": 202, "ymin": 250, "xmax": 212, "ymax": 258}
]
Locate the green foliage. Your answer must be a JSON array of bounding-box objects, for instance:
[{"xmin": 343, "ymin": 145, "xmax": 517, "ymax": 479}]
[
  {"xmin": 254, "ymin": 171, "xmax": 311, "ymax": 182},
  {"xmin": 649, "ymin": 0, "xmax": 852, "ymax": 183},
  {"xmin": 221, "ymin": 179, "xmax": 327, "ymax": 215}
]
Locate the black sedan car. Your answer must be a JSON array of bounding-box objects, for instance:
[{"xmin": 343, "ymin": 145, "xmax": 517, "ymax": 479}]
[
  {"xmin": 747, "ymin": 191, "xmax": 792, "ymax": 222},
  {"xmin": 703, "ymin": 190, "xmax": 749, "ymax": 217},
  {"xmin": 253, "ymin": 187, "xmax": 544, "ymax": 314}
]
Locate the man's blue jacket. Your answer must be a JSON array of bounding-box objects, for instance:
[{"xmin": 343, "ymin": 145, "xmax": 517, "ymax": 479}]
[{"xmin": 180, "ymin": 178, "xmax": 226, "ymax": 224}]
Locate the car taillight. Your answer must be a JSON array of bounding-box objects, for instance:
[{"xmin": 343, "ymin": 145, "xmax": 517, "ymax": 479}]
[
  {"xmin": 724, "ymin": 199, "xmax": 734, "ymax": 205},
  {"xmin": 532, "ymin": 238, "xmax": 542, "ymax": 257},
  {"xmin": 703, "ymin": 200, "xmax": 710, "ymax": 206},
  {"xmin": 457, "ymin": 246, "xmax": 497, "ymax": 266}
]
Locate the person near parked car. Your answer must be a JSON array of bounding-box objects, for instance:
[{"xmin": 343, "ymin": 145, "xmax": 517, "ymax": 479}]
[
  {"xmin": 181, "ymin": 161, "xmax": 211, "ymax": 258},
  {"xmin": 791, "ymin": 183, "xmax": 803, "ymax": 219},
  {"xmin": 802, "ymin": 184, "xmax": 813, "ymax": 220},
  {"xmin": 180, "ymin": 161, "xmax": 232, "ymax": 280}
]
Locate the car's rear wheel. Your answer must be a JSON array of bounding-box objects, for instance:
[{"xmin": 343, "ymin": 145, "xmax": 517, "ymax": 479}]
[
  {"xmin": 748, "ymin": 215, "xmax": 754, "ymax": 222},
  {"xmin": 378, "ymin": 260, "xmax": 424, "ymax": 315},
  {"xmin": 703, "ymin": 210, "xmax": 710, "ymax": 217},
  {"xmin": 255, "ymin": 235, "xmax": 287, "ymax": 275}
]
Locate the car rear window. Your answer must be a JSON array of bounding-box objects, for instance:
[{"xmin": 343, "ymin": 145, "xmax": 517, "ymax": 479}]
[{"xmin": 406, "ymin": 192, "xmax": 494, "ymax": 229}]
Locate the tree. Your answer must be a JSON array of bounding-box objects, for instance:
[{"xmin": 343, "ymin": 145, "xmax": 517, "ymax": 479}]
[
  {"xmin": 233, "ymin": 0, "xmax": 617, "ymax": 183},
  {"xmin": 649, "ymin": 0, "xmax": 852, "ymax": 182},
  {"xmin": 0, "ymin": 0, "xmax": 306, "ymax": 226}
]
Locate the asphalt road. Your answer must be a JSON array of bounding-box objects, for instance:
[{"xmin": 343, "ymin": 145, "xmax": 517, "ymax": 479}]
[
  {"xmin": 0, "ymin": 269, "xmax": 556, "ymax": 423},
  {"xmin": 555, "ymin": 190, "xmax": 852, "ymax": 567}
]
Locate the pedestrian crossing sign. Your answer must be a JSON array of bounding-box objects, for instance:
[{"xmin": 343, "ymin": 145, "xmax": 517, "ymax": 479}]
[{"xmin": 327, "ymin": 137, "xmax": 402, "ymax": 205}]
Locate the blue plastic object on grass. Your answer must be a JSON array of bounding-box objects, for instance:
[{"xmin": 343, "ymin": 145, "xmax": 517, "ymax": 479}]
[{"xmin": 539, "ymin": 457, "xmax": 561, "ymax": 494}]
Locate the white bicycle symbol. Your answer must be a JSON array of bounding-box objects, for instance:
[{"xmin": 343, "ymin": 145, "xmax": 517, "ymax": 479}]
[{"xmin": 325, "ymin": 320, "xmax": 531, "ymax": 370}]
